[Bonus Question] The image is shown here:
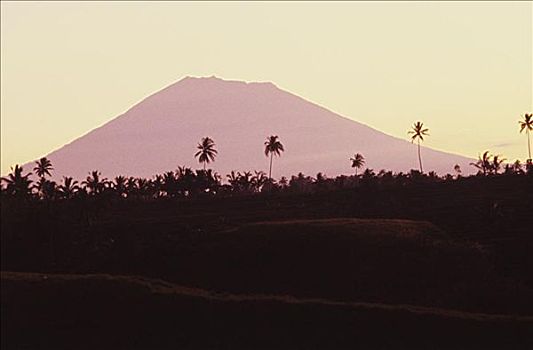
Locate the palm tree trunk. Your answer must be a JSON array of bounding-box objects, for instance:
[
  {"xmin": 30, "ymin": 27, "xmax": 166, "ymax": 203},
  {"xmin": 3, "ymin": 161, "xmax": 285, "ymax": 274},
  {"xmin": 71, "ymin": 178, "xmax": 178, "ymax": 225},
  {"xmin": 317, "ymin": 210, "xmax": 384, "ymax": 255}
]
[
  {"xmin": 203, "ymin": 162, "xmax": 206, "ymax": 171},
  {"xmin": 418, "ymin": 139, "xmax": 423, "ymax": 173},
  {"xmin": 269, "ymin": 152, "xmax": 273, "ymax": 180},
  {"xmin": 526, "ymin": 129, "xmax": 531, "ymax": 159}
]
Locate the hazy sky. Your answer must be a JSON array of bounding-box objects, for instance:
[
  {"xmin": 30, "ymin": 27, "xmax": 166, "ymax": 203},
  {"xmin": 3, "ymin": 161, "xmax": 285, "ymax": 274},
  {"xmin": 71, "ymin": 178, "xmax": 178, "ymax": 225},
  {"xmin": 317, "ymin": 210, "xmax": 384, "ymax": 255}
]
[{"xmin": 1, "ymin": 1, "xmax": 532, "ymax": 175}]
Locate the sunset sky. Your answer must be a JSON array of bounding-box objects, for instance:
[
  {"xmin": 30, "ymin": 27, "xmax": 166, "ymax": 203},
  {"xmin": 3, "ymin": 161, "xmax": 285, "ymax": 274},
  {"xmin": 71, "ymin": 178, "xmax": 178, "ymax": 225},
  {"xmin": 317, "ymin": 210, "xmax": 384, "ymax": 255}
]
[{"xmin": 1, "ymin": 1, "xmax": 532, "ymax": 175}]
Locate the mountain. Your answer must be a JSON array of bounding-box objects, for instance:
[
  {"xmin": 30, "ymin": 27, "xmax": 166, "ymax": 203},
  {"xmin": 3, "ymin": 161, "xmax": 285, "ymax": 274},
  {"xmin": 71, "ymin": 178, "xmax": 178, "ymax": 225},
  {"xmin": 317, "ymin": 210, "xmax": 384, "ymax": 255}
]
[{"xmin": 31, "ymin": 76, "xmax": 473, "ymax": 180}]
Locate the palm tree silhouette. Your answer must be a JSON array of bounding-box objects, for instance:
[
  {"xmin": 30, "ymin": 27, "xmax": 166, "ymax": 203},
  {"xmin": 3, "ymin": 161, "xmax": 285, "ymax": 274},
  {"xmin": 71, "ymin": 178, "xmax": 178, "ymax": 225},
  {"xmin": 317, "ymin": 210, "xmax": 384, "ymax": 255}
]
[
  {"xmin": 252, "ymin": 171, "xmax": 268, "ymax": 192},
  {"xmin": 160, "ymin": 172, "xmax": 175, "ymax": 197},
  {"xmin": 350, "ymin": 153, "xmax": 365, "ymax": 175},
  {"xmin": 519, "ymin": 113, "xmax": 533, "ymax": 161},
  {"xmin": 33, "ymin": 157, "xmax": 53, "ymax": 197},
  {"xmin": 136, "ymin": 178, "xmax": 151, "ymax": 198},
  {"xmin": 491, "ymin": 155, "xmax": 506, "ymax": 174},
  {"xmin": 408, "ymin": 122, "xmax": 429, "ymax": 173},
  {"xmin": 176, "ymin": 166, "xmax": 195, "ymax": 196},
  {"xmin": 82, "ymin": 171, "xmax": 107, "ymax": 195},
  {"xmin": 512, "ymin": 160, "xmax": 524, "ymax": 174},
  {"xmin": 195, "ymin": 169, "xmax": 221, "ymax": 194},
  {"xmin": 33, "ymin": 157, "xmax": 53, "ymax": 178},
  {"xmin": 239, "ymin": 171, "xmax": 254, "ymax": 193},
  {"xmin": 152, "ymin": 174, "xmax": 164, "ymax": 198},
  {"xmin": 113, "ymin": 176, "xmax": 128, "ymax": 198},
  {"xmin": 470, "ymin": 151, "xmax": 492, "ymax": 175},
  {"xmin": 264, "ymin": 135, "xmax": 284, "ymax": 181},
  {"xmin": 126, "ymin": 177, "xmax": 137, "ymax": 195},
  {"xmin": 1, "ymin": 165, "xmax": 33, "ymax": 197},
  {"xmin": 58, "ymin": 176, "xmax": 79, "ymax": 199},
  {"xmin": 227, "ymin": 171, "xmax": 239, "ymax": 191},
  {"xmin": 195, "ymin": 137, "xmax": 217, "ymax": 170}
]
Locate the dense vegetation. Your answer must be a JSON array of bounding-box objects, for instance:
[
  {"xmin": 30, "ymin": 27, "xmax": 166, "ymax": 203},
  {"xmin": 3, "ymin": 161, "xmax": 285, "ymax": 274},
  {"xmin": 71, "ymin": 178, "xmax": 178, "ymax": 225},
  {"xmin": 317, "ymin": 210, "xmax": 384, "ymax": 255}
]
[
  {"xmin": 2, "ymin": 152, "xmax": 531, "ymax": 200},
  {"xmin": 2, "ymin": 158, "xmax": 532, "ymax": 289}
]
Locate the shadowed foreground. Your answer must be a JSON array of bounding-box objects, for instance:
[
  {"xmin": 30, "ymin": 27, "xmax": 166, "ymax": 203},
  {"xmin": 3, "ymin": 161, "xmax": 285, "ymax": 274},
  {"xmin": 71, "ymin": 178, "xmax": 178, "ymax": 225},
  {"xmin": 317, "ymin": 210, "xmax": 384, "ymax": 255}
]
[
  {"xmin": 2, "ymin": 271, "xmax": 532, "ymax": 350},
  {"xmin": 2, "ymin": 178, "xmax": 532, "ymax": 349}
]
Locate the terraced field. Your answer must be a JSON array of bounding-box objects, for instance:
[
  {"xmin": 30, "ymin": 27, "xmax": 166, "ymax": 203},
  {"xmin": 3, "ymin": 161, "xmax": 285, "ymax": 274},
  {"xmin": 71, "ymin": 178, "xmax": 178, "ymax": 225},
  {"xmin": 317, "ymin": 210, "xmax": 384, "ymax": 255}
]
[
  {"xmin": 3, "ymin": 218, "xmax": 533, "ymax": 349},
  {"xmin": 2, "ymin": 271, "xmax": 532, "ymax": 350}
]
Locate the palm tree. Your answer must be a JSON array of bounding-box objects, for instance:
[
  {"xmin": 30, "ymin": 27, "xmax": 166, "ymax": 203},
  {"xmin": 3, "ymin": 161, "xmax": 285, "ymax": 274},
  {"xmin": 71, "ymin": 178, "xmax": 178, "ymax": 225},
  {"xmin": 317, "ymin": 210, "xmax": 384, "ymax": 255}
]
[
  {"xmin": 491, "ymin": 155, "xmax": 506, "ymax": 174},
  {"xmin": 349, "ymin": 153, "xmax": 365, "ymax": 175},
  {"xmin": 278, "ymin": 176, "xmax": 289, "ymax": 189},
  {"xmin": 176, "ymin": 166, "xmax": 195, "ymax": 196},
  {"xmin": 113, "ymin": 176, "xmax": 128, "ymax": 198},
  {"xmin": 289, "ymin": 172, "xmax": 313, "ymax": 192},
  {"xmin": 35, "ymin": 178, "xmax": 57, "ymax": 200},
  {"xmin": 471, "ymin": 151, "xmax": 492, "ymax": 175},
  {"xmin": 126, "ymin": 177, "xmax": 137, "ymax": 195},
  {"xmin": 264, "ymin": 135, "xmax": 284, "ymax": 181},
  {"xmin": 408, "ymin": 121, "xmax": 429, "ymax": 173},
  {"xmin": 136, "ymin": 178, "xmax": 151, "ymax": 198},
  {"xmin": 512, "ymin": 160, "xmax": 524, "ymax": 174},
  {"xmin": 162, "ymin": 171, "xmax": 178, "ymax": 197},
  {"xmin": 33, "ymin": 157, "xmax": 54, "ymax": 197},
  {"xmin": 238, "ymin": 171, "xmax": 254, "ymax": 193},
  {"xmin": 252, "ymin": 171, "xmax": 268, "ymax": 192},
  {"xmin": 152, "ymin": 174, "xmax": 164, "ymax": 198},
  {"xmin": 1, "ymin": 165, "xmax": 33, "ymax": 198},
  {"xmin": 33, "ymin": 157, "xmax": 53, "ymax": 178},
  {"xmin": 195, "ymin": 169, "xmax": 221, "ymax": 194},
  {"xmin": 58, "ymin": 176, "xmax": 79, "ymax": 199},
  {"xmin": 195, "ymin": 137, "xmax": 217, "ymax": 170},
  {"xmin": 519, "ymin": 113, "xmax": 533, "ymax": 161},
  {"xmin": 82, "ymin": 170, "xmax": 107, "ymax": 195},
  {"xmin": 227, "ymin": 171, "xmax": 239, "ymax": 191}
]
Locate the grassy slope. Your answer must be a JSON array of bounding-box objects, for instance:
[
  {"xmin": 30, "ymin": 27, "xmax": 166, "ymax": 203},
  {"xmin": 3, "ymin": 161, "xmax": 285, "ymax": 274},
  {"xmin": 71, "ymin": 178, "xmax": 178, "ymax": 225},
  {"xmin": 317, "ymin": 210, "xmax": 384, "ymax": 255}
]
[
  {"xmin": 89, "ymin": 218, "xmax": 532, "ymax": 315},
  {"xmin": 2, "ymin": 271, "xmax": 532, "ymax": 350}
]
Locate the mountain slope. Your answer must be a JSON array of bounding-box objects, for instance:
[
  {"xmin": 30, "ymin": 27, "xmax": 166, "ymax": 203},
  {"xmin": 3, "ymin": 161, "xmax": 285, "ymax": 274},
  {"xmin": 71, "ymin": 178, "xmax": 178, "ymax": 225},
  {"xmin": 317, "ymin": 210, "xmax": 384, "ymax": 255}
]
[{"xmin": 35, "ymin": 76, "xmax": 473, "ymax": 180}]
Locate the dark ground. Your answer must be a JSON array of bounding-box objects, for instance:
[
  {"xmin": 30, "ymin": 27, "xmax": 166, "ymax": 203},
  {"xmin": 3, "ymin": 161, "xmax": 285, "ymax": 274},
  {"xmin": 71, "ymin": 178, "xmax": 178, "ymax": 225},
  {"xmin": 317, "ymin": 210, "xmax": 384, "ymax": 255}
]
[
  {"xmin": 2, "ymin": 272, "xmax": 532, "ymax": 350},
  {"xmin": 1, "ymin": 175, "xmax": 533, "ymax": 349}
]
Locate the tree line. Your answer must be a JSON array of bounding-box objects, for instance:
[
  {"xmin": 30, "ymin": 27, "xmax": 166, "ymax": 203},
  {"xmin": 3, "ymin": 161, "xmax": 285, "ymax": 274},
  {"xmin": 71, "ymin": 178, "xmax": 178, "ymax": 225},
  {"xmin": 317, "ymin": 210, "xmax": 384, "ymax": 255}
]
[{"xmin": 2, "ymin": 114, "xmax": 532, "ymax": 201}]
